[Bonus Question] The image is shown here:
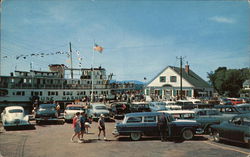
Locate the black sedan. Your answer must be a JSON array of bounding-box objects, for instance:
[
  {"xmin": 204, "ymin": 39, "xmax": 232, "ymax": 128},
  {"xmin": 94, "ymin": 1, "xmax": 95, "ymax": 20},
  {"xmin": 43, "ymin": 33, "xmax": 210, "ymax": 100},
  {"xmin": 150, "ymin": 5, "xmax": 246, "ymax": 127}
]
[{"xmin": 210, "ymin": 113, "xmax": 250, "ymax": 148}]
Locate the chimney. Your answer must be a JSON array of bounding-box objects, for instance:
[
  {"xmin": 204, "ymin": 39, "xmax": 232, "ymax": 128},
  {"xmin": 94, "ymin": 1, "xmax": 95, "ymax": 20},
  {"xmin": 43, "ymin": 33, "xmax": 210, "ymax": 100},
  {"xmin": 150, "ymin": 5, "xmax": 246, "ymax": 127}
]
[{"xmin": 185, "ymin": 62, "xmax": 189, "ymax": 74}]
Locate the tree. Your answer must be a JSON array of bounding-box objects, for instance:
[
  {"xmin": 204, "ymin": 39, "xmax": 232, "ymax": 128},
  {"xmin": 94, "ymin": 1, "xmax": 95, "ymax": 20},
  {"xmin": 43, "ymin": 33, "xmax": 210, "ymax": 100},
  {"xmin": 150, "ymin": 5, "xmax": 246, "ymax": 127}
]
[{"xmin": 207, "ymin": 67, "xmax": 250, "ymax": 97}]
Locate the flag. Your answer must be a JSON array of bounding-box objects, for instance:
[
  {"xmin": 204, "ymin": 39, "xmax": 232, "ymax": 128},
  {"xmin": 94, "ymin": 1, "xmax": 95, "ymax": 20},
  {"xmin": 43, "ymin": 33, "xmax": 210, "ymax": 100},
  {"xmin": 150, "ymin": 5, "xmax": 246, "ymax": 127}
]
[{"xmin": 93, "ymin": 44, "xmax": 103, "ymax": 53}]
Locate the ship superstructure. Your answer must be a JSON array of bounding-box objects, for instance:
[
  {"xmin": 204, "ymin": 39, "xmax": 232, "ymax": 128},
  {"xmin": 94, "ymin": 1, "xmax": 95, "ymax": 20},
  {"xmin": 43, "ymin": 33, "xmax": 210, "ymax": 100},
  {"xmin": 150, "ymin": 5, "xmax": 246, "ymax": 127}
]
[{"xmin": 0, "ymin": 64, "xmax": 135, "ymax": 106}]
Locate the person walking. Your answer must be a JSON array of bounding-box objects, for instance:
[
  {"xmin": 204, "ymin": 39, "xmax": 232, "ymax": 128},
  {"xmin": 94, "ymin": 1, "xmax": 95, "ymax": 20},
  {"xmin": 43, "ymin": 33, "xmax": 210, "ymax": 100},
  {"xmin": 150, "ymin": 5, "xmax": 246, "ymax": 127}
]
[
  {"xmin": 80, "ymin": 112, "xmax": 86, "ymax": 140},
  {"xmin": 157, "ymin": 112, "xmax": 168, "ymax": 142},
  {"xmin": 97, "ymin": 114, "xmax": 107, "ymax": 140},
  {"xmin": 71, "ymin": 112, "xmax": 82, "ymax": 143}
]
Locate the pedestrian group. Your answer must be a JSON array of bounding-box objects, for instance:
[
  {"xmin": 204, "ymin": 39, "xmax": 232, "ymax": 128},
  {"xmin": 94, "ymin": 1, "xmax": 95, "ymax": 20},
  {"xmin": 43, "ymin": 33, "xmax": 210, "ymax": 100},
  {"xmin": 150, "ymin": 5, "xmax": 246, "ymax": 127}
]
[{"xmin": 71, "ymin": 112, "xmax": 106, "ymax": 143}]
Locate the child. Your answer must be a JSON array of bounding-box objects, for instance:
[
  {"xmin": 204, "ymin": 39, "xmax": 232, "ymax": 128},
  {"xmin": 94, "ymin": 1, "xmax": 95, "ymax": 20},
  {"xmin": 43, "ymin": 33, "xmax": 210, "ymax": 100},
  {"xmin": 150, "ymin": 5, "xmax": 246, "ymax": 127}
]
[
  {"xmin": 71, "ymin": 112, "xmax": 82, "ymax": 143},
  {"xmin": 97, "ymin": 114, "xmax": 106, "ymax": 140}
]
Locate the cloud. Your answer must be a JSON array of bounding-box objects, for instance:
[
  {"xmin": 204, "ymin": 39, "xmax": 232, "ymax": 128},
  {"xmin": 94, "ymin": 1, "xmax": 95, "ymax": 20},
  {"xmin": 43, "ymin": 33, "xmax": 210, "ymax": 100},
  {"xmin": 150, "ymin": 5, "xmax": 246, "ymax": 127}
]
[{"xmin": 209, "ymin": 16, "xmax": 235, "ymax": 24}]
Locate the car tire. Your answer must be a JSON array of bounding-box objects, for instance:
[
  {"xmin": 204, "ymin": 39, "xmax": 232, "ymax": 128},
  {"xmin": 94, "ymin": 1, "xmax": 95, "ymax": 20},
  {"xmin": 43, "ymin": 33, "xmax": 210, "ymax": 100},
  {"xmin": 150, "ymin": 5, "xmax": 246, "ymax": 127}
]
[
  {"xmin": 130, "ymin": 132, "xmax": 141, "ymax": 141},
  {"xmin": 182, "ymin": 129, "xmax": 194, "ymax": 140},
  {"xmin": 212, "ymin": 130, "xmax": 220, "ymax": 142}
]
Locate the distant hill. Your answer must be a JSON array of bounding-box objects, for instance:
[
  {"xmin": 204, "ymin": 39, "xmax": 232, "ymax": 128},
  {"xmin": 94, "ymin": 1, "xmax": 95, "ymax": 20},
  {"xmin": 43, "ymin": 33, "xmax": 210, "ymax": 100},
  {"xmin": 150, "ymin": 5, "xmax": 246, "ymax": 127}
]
[{"xmin": 110, "ymin": 80, "xmax": 145, "ymax": 84}]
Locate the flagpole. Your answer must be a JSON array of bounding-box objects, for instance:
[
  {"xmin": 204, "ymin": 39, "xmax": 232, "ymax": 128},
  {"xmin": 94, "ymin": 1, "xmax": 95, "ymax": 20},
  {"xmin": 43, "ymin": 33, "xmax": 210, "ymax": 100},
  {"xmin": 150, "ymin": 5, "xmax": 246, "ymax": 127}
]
[{"xmin": 91, "ymin": 41, "xmax": 95, "ymax": 103}]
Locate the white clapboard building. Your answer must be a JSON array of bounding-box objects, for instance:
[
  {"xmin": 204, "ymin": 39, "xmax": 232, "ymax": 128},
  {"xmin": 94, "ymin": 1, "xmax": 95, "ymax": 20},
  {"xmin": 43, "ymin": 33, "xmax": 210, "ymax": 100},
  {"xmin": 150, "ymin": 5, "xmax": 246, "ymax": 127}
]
[{"xmin": 145, "ymin": 64, "xmax": 213, "ymax": 99}]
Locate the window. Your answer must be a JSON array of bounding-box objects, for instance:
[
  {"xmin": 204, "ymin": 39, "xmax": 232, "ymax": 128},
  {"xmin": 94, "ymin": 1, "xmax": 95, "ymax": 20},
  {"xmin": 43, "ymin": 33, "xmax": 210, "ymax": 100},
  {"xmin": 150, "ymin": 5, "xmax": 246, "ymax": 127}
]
[
  {"xmin": 144, "ymin": 116, "xmax": 156, "ymax": 122},
  {"xmin": 127, "ymin": 117, "xmax": 142, "ymax": 123},
  {"xmin": 170, "ymin": 76, "xmax": 177, "ymax": 82},
  {"xmin": 159, "ymin": 76, "xmax": 166, "ymax": 82}
]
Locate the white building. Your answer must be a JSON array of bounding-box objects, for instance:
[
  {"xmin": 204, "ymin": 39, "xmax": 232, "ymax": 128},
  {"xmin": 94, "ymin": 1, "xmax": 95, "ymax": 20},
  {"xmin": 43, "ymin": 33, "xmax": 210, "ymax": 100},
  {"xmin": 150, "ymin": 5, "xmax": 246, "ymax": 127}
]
[{"xmin": 145, "ymin": 65, "xmax": 213, "ymax": 100}]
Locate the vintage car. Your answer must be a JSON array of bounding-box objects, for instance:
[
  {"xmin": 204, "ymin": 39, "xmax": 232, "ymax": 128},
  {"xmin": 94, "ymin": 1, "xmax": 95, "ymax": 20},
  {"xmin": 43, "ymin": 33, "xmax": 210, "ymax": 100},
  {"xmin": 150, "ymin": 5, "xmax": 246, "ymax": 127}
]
[
  {"xmin": 175, "ymin": 100, "xmax": 195, "ymax": 110},
  {"xmin": 109, "ymin": 102, "xmax": 131, "ymax": 119},
  {"xmin": 214, "ymin": 105, "xmax": 243, "ymax": 117},
  {"xmin": 210, "ymin": 113, "xmax": 250, "ymax": 147},
  {"xmin": 112, "ymin": 112, "xmax": 203, "ymax": 141},
  {"xmin": 160, "ymin": 109, "xmax": 233, "ymax": 134},
  {"xmin": 164, "ymin": 101, "xmax": 182, "ymax": 110},
  {"xmin": 64, "ymin": 104, "xmax": 87, "ymax": 122},
  {"xmin": 149, "ymin": 102, "xmax": 168, "ymax": 112},
  {"xmin": 130, "ymin": 102, "xmax": 151, "ymax": 113},
  {"xmin": 1, "ymin": 106, "xmax": 34, "ymax": 130},
  {"xmin": 235, "ymin": 104, "xmax": 250, "ymax": 113},
  {"xmin": 35, "ymin": 103, "xmax": 59, "ymax": 124},
  {"xmin": 88, "ymin": 103, "xmax": 110, "ymax": 120}
]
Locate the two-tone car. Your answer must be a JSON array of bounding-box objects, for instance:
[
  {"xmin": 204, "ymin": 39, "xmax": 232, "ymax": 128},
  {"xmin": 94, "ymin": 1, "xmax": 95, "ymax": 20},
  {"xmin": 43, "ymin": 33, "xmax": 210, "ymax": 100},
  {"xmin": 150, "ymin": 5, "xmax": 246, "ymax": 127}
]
[
  {"xmin": 64, "ymin": 104, "xmax": 87, "ymax": 123},
  {"xmin": 1, "ymin": 106, "xmax": 34, "ymax": 130},
  {"xmin": 210, "ymin": 113, "xmax": 250, "ymax": 148},
  {"xmin": 112, "ymin": 112, "xmax": 203, "ymax": 141},
  {"xmin": 149, "ymin": 102, "xmax": 168, "ymax": 112}
]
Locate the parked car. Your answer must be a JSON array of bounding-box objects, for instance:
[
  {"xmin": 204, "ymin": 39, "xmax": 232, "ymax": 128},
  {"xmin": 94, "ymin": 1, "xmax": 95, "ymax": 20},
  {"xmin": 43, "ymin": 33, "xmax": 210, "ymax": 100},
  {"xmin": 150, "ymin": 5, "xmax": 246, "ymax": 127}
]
[
  {"xmin": 228, "ymin": 98, "xmax": 243, "ymax": 105},
  {"xmin": 214, "ymin": 105, "xmax": 243, "ymax": 116},
  {"xmin": 112, "ymin": 112, "xmax": 203, "ymax": 141},
  {"xmin": 160, "ymin": 110, "xmax": 196, "ymax": 120},
  {"xmin": 161, "ymin": 109, "xmax": 233, "ymax": 134},
  {"xmin": 88, "ymin": 103, "xmax": 110, "ymax": 121},
  {"xmin": 175, "ymin": 100, "xmax": 195, "ymax": 110},
  {"xmin": 64, "ymin": 104, "xmax": 87, "ymax": 122},
  {"xmin": 235, "ymin": 104, "xmax": 250, "ymax": 113},
  {"xmin": 1, "ymin": 106, "xmax": 34, "ymax": 130},
  {"xmin": 219, "ymin": 98, "xmax": 233, "ymax": 105},
  {"xmin": 164, "ymin": 101, "xmax": 182, "ymax": 110},
  {"xmin": 149, "ymin": 102, "xmax": 168, "ymax": 112},
  {"xmin": 35, "ymin": 103, "xmax": 59, "ymax": 124},
  {"xmin": 130, "ymin": 102, "xmax": 151, "ymax": 112},
  {"xmin": 210, "ymin": 113, "xmax": 250, "ymax": 148},
  {"xmin": 109, "ymin": 102, "xmax": 131, "ymax": 119}
]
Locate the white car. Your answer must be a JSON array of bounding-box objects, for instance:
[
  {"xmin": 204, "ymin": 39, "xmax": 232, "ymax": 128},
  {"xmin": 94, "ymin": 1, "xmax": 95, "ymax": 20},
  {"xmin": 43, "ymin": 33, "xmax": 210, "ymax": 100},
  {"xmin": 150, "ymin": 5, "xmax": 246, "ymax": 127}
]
[
  {"xmin": 1, "ymin": 106, "xmax": 34, "ymax": 130},
  {"xmin": 164, "ymin": 101, "xmax": 182, "ymax": 110},
  {"xmin": 89, "ymin": 103, "xmax": 110, "ymax": 120},
  {"xmin": 64, "ymin": 104, "xmax": 87, "ymax": 122}
]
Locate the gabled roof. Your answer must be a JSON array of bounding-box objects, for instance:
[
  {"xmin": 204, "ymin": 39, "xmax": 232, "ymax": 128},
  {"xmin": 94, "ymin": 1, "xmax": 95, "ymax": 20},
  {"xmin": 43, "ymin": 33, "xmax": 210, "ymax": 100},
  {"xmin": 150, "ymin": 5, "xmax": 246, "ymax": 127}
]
[
  {"xmin": 170, "ymin": 66, "xmax": 211, "ymax": 88},
  {"xmin": 147, "ymin": 66, "xmax": 211, "ymax": 88}
]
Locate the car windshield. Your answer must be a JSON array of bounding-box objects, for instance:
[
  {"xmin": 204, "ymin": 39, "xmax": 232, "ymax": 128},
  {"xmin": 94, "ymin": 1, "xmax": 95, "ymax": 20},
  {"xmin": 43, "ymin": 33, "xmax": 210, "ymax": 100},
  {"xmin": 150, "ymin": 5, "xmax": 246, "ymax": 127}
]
[
  {"xmin": 66, "ymin": 106, "xmax": 84, "ymax": 110},
  {"xmin": 95, "ymin": 106, "xmax": 107, "ymax": 110},
  {"xmin": 9, "ymin": 109, "xmax": 23, "ymax": 113}
]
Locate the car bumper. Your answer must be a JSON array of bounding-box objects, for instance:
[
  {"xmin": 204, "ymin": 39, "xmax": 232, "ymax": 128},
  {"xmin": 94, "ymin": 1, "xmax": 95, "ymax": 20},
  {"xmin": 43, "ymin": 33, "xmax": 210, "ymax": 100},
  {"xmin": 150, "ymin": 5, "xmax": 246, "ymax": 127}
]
[
  {"xmin": 112, "ymin": 129, "xmax": 120, "ymax": 136},
  {"xmin": 35, "ymin": 117, "xmax": 58, "ymax": 121},
  {"xmin": 3, "ymin": 123, "xmax": 33, "ymax": 127}
]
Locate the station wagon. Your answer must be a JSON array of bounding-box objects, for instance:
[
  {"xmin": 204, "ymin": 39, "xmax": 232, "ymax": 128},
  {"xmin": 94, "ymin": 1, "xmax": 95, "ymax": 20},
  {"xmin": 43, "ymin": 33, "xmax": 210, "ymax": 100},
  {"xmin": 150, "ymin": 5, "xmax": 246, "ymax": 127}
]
[{"xmin": 113, "ymin": 112, "xmax": 203, "ymax": 141}]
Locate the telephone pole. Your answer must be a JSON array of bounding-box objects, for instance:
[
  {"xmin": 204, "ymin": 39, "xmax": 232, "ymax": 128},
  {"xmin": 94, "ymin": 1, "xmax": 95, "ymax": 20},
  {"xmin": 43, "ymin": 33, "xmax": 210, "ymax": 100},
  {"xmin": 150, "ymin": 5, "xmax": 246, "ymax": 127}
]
[
  {"xmin": 69, "ymin": 42, "xmax": 73, "ymax": 79},
  {"xmin": 176, "ymin": 56, "xmax": 185, "ymax": 100}
]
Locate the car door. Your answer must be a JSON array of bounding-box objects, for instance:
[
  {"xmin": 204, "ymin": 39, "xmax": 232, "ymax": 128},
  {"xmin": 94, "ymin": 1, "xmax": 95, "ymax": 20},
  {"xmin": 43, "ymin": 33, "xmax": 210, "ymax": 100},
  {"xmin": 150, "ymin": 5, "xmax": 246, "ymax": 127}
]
[
  {"xmin": 225, "ymin": 117, "xmax": 245, "ymax": 141},
  {"xmin": 143, "ymin": 116, "xmax": 158, "ymax": 136},
  {"xmin": 124, "ymin": 116, "xmax": 143, "ymax": 133}
]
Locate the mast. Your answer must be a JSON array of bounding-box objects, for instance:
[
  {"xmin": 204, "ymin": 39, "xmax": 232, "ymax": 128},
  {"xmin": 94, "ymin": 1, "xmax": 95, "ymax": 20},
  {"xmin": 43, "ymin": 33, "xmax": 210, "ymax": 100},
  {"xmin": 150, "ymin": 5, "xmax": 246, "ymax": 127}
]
[{"xmin": 91, "ymin": 42, "xmax": 95, "ymax": 103}]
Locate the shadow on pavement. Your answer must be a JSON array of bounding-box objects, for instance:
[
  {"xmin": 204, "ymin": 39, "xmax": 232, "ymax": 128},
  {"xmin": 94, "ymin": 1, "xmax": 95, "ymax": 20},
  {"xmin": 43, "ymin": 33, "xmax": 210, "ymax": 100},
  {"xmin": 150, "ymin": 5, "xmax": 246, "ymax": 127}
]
[
  {"xmin": 35, "ymin": 120, "xmax": 65, "ymax": 126},
  {"xmin": 116, "ymin": 135, "xmax": 209, "ymax": 143},
  {"xmin": 4, "ymin": 125, "xmax": 36, "ymax": 131},
  {"xmin": 217, "ymin": 140, "xmax": 250, "ymax": 149}
]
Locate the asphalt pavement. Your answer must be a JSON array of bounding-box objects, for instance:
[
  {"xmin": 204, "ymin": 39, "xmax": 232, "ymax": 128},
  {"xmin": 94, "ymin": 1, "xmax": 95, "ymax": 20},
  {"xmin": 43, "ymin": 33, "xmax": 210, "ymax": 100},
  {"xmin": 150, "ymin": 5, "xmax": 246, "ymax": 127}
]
[{"xmin": 0, "ymin": 120, "xmax": 249, "ymax": 157}]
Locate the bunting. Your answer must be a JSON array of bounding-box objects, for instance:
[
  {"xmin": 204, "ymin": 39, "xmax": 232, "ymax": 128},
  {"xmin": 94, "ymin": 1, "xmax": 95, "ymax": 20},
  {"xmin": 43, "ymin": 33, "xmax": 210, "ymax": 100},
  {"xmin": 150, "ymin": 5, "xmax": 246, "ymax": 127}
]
[{"xmin": 8, "ymin": 51, "xmax": 70, "ymax": 60}]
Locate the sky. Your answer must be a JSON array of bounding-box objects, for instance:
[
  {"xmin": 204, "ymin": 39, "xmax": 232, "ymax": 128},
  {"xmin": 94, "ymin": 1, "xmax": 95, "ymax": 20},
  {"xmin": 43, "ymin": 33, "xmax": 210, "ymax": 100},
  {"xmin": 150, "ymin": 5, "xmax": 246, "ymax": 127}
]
[{"xmin": 1, "ymin": 0, "xmax": 249, "ymax": 82}]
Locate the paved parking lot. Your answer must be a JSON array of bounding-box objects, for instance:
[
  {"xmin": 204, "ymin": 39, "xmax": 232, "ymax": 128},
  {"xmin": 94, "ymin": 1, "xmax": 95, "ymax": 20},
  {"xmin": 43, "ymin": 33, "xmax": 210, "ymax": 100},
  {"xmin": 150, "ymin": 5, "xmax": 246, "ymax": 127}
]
[{"xmin": 0, "ymin": 120, "xmax": 249, "ymax": 157}]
